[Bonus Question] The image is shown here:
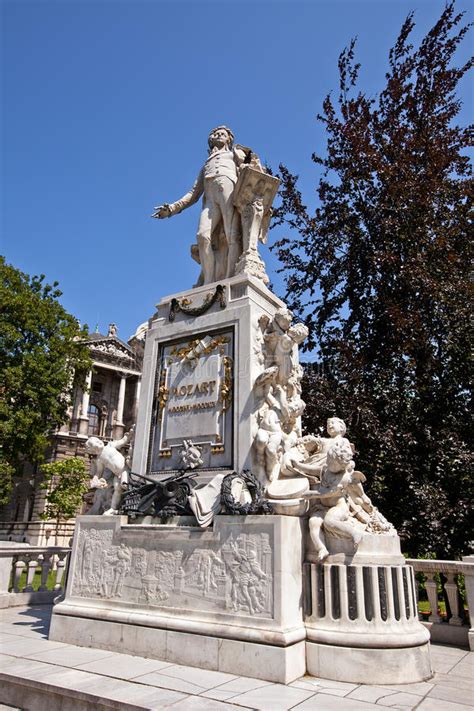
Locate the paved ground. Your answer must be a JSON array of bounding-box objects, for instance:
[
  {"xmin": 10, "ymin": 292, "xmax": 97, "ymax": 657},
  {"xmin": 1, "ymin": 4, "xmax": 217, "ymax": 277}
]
[{"xmin": 0, "ymin": 606, "xmax": 472, "ymax": 710}]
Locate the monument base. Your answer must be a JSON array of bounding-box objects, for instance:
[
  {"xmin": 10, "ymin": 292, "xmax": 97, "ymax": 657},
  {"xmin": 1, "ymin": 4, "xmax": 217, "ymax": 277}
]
[
  {"xmin": 50, "ymin": 612, "xmax": 306, "ymax": 684},
  {"xmin": 306, "ymin": 640, "xmax": 432, "ymax": 684},
  {"xmin": 49, "ymin": 514, "xmax": 306, "ymax": 684}
]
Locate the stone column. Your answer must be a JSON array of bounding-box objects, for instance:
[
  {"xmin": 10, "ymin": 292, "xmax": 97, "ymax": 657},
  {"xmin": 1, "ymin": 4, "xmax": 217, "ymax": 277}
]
[
  {"xmin": 70, "ymin": 387, "xmax": 82, "ymax": 433},
  {"xmin": 78, "ymin": 370, "xmax": 92, "ymax": 435},
  {"xmin": 133, "ymin": 378, "xmax": 141, "ymax": 420},
  {"xmin": 114, "ymin": 373, "xmax": 127, "ymax": 439}
]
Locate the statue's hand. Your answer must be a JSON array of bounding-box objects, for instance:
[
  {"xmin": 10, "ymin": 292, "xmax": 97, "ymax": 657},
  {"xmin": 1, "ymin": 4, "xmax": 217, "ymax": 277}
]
[{"xmin": 152, "ymin": 203, "xmax": 172, "ymax": 219}]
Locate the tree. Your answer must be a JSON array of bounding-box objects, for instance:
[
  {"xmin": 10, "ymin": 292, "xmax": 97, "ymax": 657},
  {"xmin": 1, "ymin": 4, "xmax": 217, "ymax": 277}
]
[
  {"xmin": 272, "ymin": 3, "xmax": 473, "ymax": 558},
  {"xmin": 40, "ymin": 458, "xmax": 90, "ymax": 543},
  {"xmin": 0, "ymin": 258, "xmax": 92, "ymax": 504}
]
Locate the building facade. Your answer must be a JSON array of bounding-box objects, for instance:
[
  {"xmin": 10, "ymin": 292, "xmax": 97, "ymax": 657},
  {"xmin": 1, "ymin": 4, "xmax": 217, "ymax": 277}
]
[{"xmin": 0, "ymin": 323, "xmax": 146, "ymax": 545}]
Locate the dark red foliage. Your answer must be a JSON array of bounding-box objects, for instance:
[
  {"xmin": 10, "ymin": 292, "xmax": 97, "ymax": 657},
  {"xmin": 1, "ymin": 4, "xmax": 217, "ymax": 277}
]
[{"xmin": 272, "ymin": 3, "xmax": 473, "ymax": 558}]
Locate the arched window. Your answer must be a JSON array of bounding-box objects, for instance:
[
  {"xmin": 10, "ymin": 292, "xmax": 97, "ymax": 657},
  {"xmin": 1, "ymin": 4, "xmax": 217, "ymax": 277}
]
[{"xmin": 87, "ymin": 404, "xmax": 101, "ymax": 436}]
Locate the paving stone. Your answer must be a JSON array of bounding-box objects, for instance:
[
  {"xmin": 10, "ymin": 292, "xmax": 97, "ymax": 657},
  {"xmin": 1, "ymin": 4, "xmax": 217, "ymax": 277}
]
[
  {"xmin": 417, "ymin": 698, "xmax": 473, "ymax": 710},
  {"xmin": 426, "ymin": 682, "xmax": 474, "ymax": 707},
  {"xmin": 77, "ymin": 651, "xmax": 173, "ymax": 679},
  {"xmin": 0, "ymin": 636, "xmax": 66, "ymax": 657},
  {"xmin": 168, "ymin": 697, "xmax": 243, "ymax": 710},
  {"xmin": 433, "ymin": 672, "xmax": 474, "ymax": 691},
  {"xmin": 132, "ymin": 670, "xmax": 207, "ymax": 695},
  {"xmin": 226, "ymin": 683, "xmax": 315, "ymax": 710},
  {"xmin": 449, "ymin": 656, "xmax": 474, "ymax": 677},
  {"xmin": 200, "ymin": 689, "xmax": 243, "ymax": 702},
  {"xmin": 295, "ymin": 678, "xmax": 358, "ymax": 697},
  {"xmin": 380, "ymin": 681, "xmax": 434, "ymax": 696},
  {"xmin": 0, "ymin": 633, "xmax": 24, "ymax": 643},
  {"xmin": 59, "ymin": 671, "xmax": 187, "ymax": 707},
  {"xmin": 27, "ymin": 644, "xmax": 115, "ymax": 667},
  {"xmin": 207, "ymin": 677, "xmax": 273, "ymax": 694},
  {"xmin": 430, "ymin": 655, "xmax": 462, "ymax": 674},
  {"xmin": 158, "ymin": 663, "xmax": 237, "ymax": 689},
  {"xmin": 0, "ymin": 623, "xmax": 48, "ymax": 639},
  {"xmin": 0, "ymin": 655, "xmax": 54, "ymax": 677},
  {"xmin": 289, "ymin": 678, "xmax": 324, "ymax": 692},
  {"xmin": 347, "ymin": 686, "xmax": 400, "ymax": 703},
  {"xmin": 293, "ymin": 693, "xmax": 381, "ymax": 709},
  {"xmin": 376, "ymin": 692, "xmax": 424, "ymax": 708}
]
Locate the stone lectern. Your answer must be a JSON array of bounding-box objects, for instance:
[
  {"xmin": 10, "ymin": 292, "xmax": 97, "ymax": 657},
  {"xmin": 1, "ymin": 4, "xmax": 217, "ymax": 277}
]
[{"xmin": 49, "ymin": 127, "xmax": 431, "ymax": 685}]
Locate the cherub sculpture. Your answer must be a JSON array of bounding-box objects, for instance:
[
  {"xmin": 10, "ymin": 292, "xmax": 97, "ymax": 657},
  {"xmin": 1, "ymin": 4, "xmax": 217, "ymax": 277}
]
[
  {"xmin": 259, "ymin": 309, "xmax": 309, "ymax": 388},
  {"xmin": 284, "ymin": 417, "xmax": 355, "ymax": 482},
  {"xmin": 253, "ymin": 310, "xmax": 309, "ymax": 487},
  {"xmin": 85, "ymin": 425, "xmax": 135, "ymax": 516},
  {"xmin": 304, "ymin": 439, "xmax": 363, "ymax": 561}
]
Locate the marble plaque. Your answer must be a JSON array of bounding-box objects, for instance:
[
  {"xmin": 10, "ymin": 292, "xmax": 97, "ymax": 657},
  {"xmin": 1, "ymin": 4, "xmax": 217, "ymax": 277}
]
[{"xmin": 148, "ymin": 329, "xmax": 234, "ymax": 473}]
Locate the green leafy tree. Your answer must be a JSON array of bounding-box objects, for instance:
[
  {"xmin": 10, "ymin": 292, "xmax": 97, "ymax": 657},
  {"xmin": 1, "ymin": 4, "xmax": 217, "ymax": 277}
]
[
  {"xmin": 0, "ymin": 257, "xmax": 92, "ymax": 504},
  {"xmin": 272, "ymin": 3, "xmax": 472, "ymax": 558},
  {"xmin": 40, "ymin": 458, "xmax": 90, "ymax": 542}
]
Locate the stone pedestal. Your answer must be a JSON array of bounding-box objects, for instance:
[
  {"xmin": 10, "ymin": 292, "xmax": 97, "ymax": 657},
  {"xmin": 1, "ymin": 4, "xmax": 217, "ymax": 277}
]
[
  {"xmin": 132, "ymin": 274, "xmax": 287, "ymax": 480},
  {"xmin": 49, "ymin": 514, "xmax": 306, "ymax": 684},
  {"xmin": 304, "ymin": 532, "xmax": 432, "ymax": 683}
]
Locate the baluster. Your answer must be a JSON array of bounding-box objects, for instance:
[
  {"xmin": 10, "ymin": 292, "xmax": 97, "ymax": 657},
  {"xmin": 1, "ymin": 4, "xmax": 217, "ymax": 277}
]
[
  {"xmin": 445, "ymin": 573, "xmax": 463, "ymax": 626},
  {"xmin": 13, "ymin": 560, "xmax": 25, "ymax": 593},
  {"xmin": 38, "ymin": 553, "xmax": 52, "ymax": 592},
  {"xmin": 425, "ymin": 572, "xmax": 441, "ymax": 623},
  {"xmin": 23, "ymin": 556, "xmax": 38, "ymax": 592},
  {"xmin": 415, "ymin": 570, "xmax": 422, "ymax": 620},
  {"xmin": 54, "ymin": 553, "xmax": 67, "ymax": 591}
]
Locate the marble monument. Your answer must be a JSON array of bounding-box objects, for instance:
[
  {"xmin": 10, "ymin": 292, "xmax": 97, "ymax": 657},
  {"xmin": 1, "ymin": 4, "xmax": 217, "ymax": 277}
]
[{"xmin": 49, "ymin": 126, "xmax": 431, "ymax": 685}]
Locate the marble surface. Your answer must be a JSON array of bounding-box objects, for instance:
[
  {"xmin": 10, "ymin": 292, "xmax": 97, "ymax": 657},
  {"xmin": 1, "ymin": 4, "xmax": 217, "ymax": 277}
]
[{"xmin": 1, "ymin": 605, "xmax": 473, "ymax": 710}]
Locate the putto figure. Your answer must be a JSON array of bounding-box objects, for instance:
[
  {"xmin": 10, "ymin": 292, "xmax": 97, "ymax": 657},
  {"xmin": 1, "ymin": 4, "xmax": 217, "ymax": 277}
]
[
  {"xmin": 153, "ymin": 126, "xmax": 265, "ymax": 285},
  {"xmin": 85, "ymin": 426, "xmax": 135, "ymax": 515}
]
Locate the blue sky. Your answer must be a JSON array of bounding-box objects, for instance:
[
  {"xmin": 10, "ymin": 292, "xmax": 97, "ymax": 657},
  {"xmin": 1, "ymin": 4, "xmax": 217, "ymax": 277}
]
[{"xmin": 2, "ymin": 0, "xmax": 472, "ymax": 346}]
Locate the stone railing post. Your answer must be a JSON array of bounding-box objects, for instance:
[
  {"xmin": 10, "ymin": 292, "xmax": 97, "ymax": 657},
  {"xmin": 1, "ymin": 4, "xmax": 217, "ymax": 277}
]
[
  {"xmin": 445, "ymin": 572, "xmax": 463, "ymax": 626},
  {"xmin": 23, "ymin": 556, "xmax": 38, "ymax": 592},
  {"xmin": 38, "ymin": 553, "xmax": 53, "ymax": 592},
  {"xmin": 462, "ymin": 554, "xmax": 474, "ymax": 651},
  {"xmin": 54, "ymin": 553, "xmax": 68, "ymax": 591},
  {"xmin": 12, "ymin": 560, "xmax": 25, "ymax": 593},
  {"xmin": 425, "ymin": 572, "xmax": 441, "ymax": 623}
]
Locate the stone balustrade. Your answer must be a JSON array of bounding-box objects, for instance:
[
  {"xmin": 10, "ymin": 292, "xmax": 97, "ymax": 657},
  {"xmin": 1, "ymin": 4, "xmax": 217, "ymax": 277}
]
[
  {"xmin": 0, "ymin": 544, "xmax": 71, "ymax": 609},
  {"xmin": 406, "ymin": 556, "xmax": 474, "ymax": 650}
]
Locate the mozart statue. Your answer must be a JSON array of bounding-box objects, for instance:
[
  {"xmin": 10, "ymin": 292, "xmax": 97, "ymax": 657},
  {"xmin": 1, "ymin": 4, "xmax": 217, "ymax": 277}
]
[{"xmin": 152, "ymin": 126, "xmax": 278, "ymax": 286}]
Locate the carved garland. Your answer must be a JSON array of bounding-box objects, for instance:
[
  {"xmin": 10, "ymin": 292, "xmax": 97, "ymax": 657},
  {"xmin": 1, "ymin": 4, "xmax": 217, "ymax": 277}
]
[
  {"xmin": 169, "ymin": 284, "xmax": 226, "ymax": 322},
  {"xmin": 220, "ymin": 356, "xmax": 233, "ymax": 412},
  {"xmin": 170, "ymin": 335, "xmax": 230, "ymax": 360}
]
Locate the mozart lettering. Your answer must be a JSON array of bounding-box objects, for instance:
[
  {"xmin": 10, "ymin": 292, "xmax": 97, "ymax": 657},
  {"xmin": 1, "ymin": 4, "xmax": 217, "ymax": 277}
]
[{"xmin": 148, "ymin": 329, "xmax": 234, "ymax": 472}]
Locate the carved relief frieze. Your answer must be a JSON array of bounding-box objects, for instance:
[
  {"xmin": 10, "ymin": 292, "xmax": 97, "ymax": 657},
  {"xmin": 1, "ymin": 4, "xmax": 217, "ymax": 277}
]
[
  {"xmin": 73, "ymin": 528, "xmax": 131, "ymax": 599},
  {"xmin": 72, "ymin": 524, "xmax": 273, "ymax": 619}
]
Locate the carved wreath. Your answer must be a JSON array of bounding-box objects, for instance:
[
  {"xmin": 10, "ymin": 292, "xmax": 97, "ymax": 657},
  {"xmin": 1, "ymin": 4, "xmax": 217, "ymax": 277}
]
[{"xmin": 220, "ymin": 470, "xmax": 273, "ymax": 516}]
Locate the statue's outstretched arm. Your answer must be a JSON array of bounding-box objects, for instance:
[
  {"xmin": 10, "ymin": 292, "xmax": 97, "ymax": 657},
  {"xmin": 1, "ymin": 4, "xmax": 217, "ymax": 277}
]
[
  {"xmin": 153, "ymin": 170, "xmax": 204, "ymax": 219},
  {"xmin": 112, "ymin": 425, "xmax": 135, "ymax": 451}
]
